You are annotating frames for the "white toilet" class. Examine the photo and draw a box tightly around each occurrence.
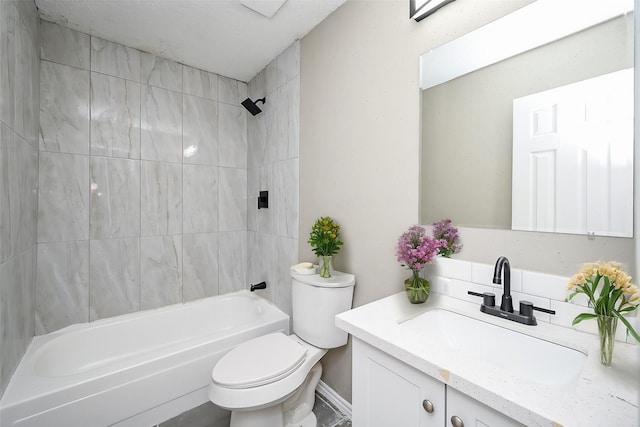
[208,270,356,427]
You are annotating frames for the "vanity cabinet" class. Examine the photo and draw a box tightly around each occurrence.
[352,339,523,427]
[352,339,445,426]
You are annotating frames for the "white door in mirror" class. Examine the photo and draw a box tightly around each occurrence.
[512,68,633,237]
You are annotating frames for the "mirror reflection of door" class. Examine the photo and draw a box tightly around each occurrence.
[512,68,633,237]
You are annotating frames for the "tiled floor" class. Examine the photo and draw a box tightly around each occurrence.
[158,392,351,427]
[314,392,352,427]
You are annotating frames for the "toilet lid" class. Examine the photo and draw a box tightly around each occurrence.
[212,332,307,389]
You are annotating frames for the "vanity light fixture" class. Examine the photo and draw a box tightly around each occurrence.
[410,0,455,22]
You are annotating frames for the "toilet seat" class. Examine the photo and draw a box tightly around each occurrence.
[212,332,307,389]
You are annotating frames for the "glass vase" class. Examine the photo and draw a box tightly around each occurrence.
[405,269,430,304]
[597,314,618,366]
[318,255,333,278]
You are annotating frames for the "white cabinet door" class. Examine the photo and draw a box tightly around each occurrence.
[352,339,445,427]
[446,387,524,427]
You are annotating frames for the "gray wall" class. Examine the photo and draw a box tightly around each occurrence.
[0,0,40,397]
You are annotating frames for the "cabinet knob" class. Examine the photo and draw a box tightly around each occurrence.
[422,399,434,413]
[451,415,464,427]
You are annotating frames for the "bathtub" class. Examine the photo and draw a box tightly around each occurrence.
[0,291,289,427]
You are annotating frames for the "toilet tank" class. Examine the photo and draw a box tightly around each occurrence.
[291,270,356,349]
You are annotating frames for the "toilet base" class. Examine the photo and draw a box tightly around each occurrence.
[228,362,323,427]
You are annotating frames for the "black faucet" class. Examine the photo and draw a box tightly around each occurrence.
[493,256,513,313]
[467,256,556,325]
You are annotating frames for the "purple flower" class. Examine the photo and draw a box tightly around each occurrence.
[396,225,443,271]
[432,219,462,258]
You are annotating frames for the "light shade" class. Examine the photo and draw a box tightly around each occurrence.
[410,0,456,22]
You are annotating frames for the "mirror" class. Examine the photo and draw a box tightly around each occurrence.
[419,0,634,237]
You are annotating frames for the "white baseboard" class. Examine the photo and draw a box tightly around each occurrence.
[316,380,352,420]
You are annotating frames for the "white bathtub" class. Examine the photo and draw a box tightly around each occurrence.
[0,291,289,427]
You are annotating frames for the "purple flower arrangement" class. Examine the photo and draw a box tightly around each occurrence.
[432,219,462,258]
[395,225,442,270]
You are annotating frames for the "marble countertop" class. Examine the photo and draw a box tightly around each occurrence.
[336,292,640,427]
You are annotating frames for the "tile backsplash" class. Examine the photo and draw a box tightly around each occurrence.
[427,257,639,344]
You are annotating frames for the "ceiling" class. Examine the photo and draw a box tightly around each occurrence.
[35,0,347,82]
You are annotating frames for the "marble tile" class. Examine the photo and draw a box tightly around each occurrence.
[262,57,278,96]
[273,85,291,161]
[246,167,258,232]
[13,12,30,140]
[159,401,230,427]
[275,236,297,316]
[246,108,267,169]
[183,94,218,166]
[13,136,37,252]
[89,157,140,239]
[35,241,89,334]
[141,84,183,162]
[218,75,247,106]
[13,0,38,43]
[183,164,218,234]
[38,152,89,243]
[141,52,182,92]
[256,163,275,234]
[0,124,11,263]
[286,76,300,159]
[141,235,182,310]
[247,232,275,301]
[0,130,35,259]
[219,167,247,232]
[89,237,140,321]
[314,393,350,427]
[183,232,219,301]
[218,103,247,168]
[23,29,39,147]
[274,158,298,238]
[91,36,140,81]
[0,247,36,393]
[40,20,90,69]
[183,66,218,100]
[218,231,246,293]
[262,88,281,164]
[39,60,90,154]
[276,41,300,87]
[91,72,141,159]
[141,161,182,236]
[0,1,16,128]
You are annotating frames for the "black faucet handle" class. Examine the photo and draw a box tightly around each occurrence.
[467,291,496,307]
[532,305,556,315]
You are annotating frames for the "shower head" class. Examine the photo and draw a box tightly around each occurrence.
[241,97,266,116]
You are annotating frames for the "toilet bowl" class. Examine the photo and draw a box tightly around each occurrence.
[208,270,356,427]
[209,333,327,427]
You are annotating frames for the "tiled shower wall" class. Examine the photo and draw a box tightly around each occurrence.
[247,43,300,319]
[36,20,252,334]
[35,20,301,335]
[0,0,40,396]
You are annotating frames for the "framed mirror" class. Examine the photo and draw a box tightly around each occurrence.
[419,0,634,237]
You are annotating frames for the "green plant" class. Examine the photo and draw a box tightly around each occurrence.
[308,216,343,257]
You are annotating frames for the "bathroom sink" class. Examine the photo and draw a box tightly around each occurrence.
[400,308,587,388]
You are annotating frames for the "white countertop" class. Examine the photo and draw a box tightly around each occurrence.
[336,292,640,427]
